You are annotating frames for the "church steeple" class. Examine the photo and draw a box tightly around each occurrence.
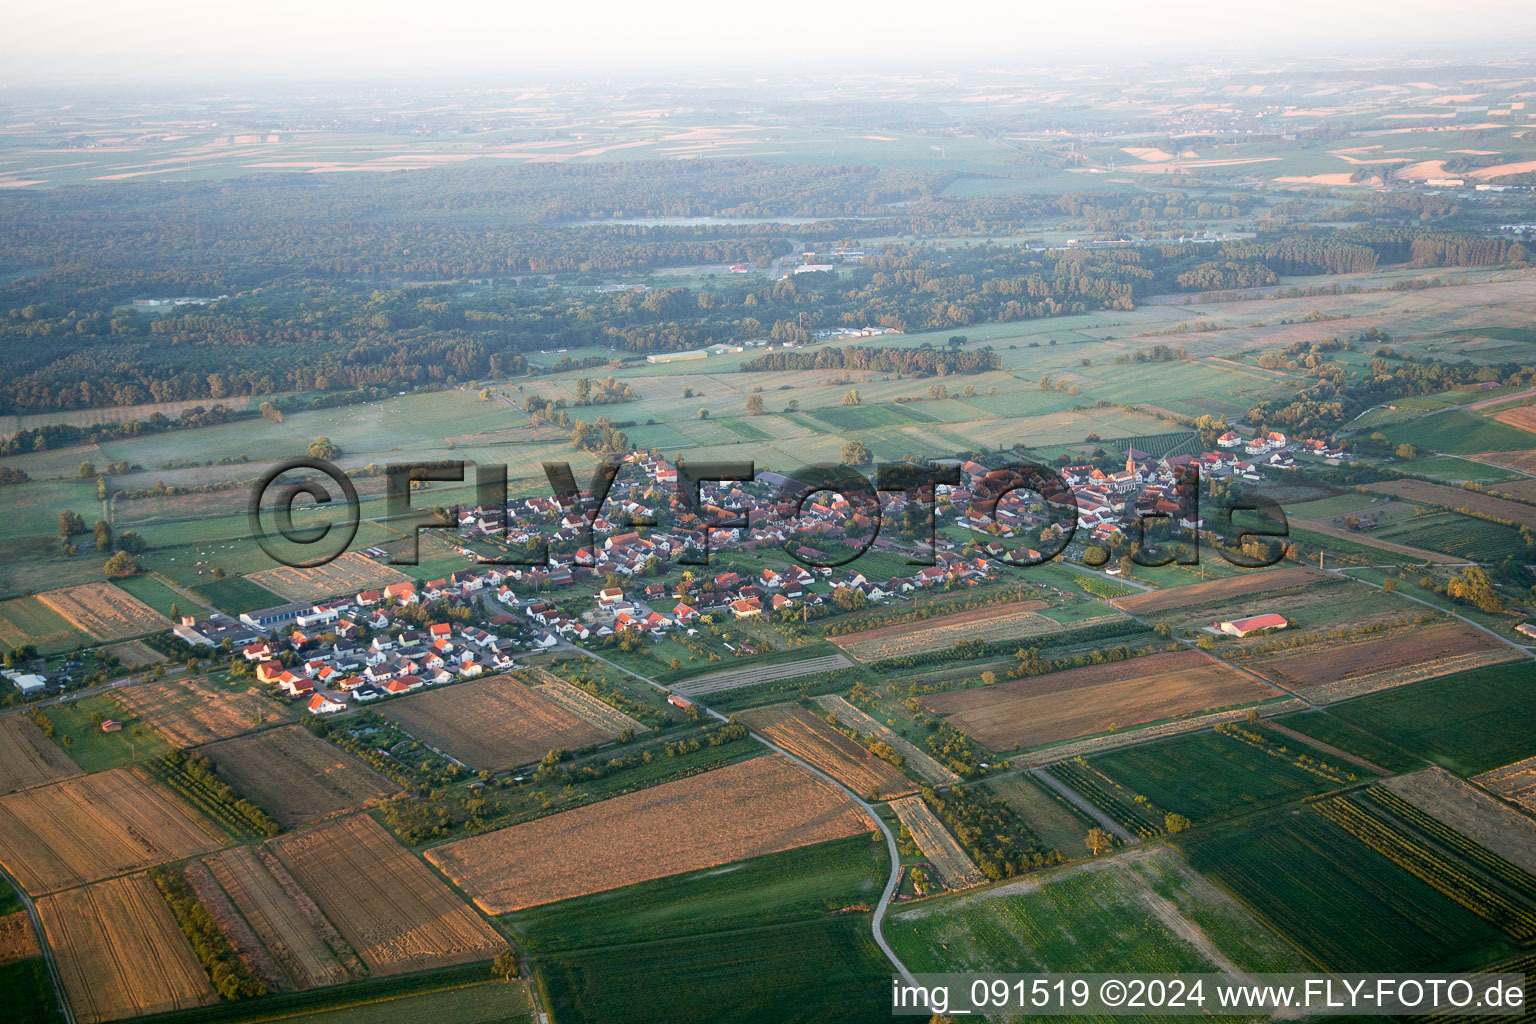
[1125,451,1136,474]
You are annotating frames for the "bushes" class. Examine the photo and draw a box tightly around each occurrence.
[147,749,279,839]
[149,865,266,1000]
[920,784,1057,880]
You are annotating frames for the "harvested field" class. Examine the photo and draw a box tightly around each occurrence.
[0,911,38,965]
[812,695,960,786]
[426,754,874,914]
[1489,478,1536,504]
[112,676,286,748]
[248,551,410,603]
[829,601,1053,660]
[0,714,81,794]
[1476,449,1536,475]
[1248,621,1522,703]
[203,846,354,990]
[523,668,648,735]
[182,859,283,992]
[1475,756,1536,817]
[1491,405,1536,434]
[672,653,851,697]
[38,873,217,1023]
[380,676,610,770]
[1364,479,1536,530]
[889,795,984,890]
[201,725,399,827]
[1383,768,1536,877]
[918,650,1277,753]
[270,815,503,976]
[36,583,168,642]
[0,768,226,894]
[737,703,915,799]
[102,639,164,669]
[1108,566,1330,615]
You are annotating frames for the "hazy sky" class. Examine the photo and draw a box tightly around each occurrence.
[6,0,1536,84]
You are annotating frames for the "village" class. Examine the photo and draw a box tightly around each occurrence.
[163,432,1343,718]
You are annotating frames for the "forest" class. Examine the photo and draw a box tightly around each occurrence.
[0,162,1523,415]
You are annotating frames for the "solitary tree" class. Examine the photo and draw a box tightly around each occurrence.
[306,436,341,460]
[1086,827,1114,856]
[745,392,765,416]
[840,440,872,467]
[103,551,142,578]
[491,948,521,982]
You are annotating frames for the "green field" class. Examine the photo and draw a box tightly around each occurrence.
[887,847,1310,982]
[1326,664,1536,776]
[109,574,187,618]
[0,959,62,1024]
[0,596,92,654]
[1373,512,1530,561]
[1087,727,1368,824]
[191,576,287,615]
[37,693,172,772]
[1268,711,1424,774]
[1179,806,1515,971]
[507,836,891,1024]
[808,403,940,431]
[1381,411,1536,455]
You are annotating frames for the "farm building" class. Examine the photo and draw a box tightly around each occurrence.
[1516,623,1536,640]
[100,719,122,733]
[1216,613,1289,638]
[8,673,47,695]
[645,349,708,364]
[667,694,694,710]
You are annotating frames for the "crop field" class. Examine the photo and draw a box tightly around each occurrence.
[1364,479,1536,530]
[811,695,960,786]
[0,715,80,795]
[1271,711,1423,773]
[0,768,226,894]
[1107,565,1330,616]
[670,652,852,697]
[426,755,874,914]
[1312,796,1536,944]
[201,725,400,827]
[112,675,286,747]
[918,650,1276,752]
[270,815,503,976]
[1247,621,1522,703]
[523,668,649,735]
[1381,768,1536,877]
[204,846,356,990]
[1179,806,1515,971]
[827,600,1057,660]
[37,873,217,1024]
[102,639,164,668]
[190,576,288,615]
[106,573,185,618]
[505,836,890,1024]
[0,595,91,654]
[1474,755,1536,816]
[983,774,1097,855]
[889,795,984,889]
[887,846,1311,977]
[737,703,914,799]
[380,675,613,770]
[1087,726,1365,824]
[34,583,168,642]
[1328,664,1536,776]
[1047,760,1170,838]
[247,551,411,603]
[1382,409,1536,455]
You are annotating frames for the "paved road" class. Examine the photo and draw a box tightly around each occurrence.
[0,861,74,1024]
[576,646,930,1001]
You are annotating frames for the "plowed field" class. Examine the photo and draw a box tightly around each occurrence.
[738,703,915,799]
[380,675,611,769]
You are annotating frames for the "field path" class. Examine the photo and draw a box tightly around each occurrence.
[0,861,73,1024]
[575,645,932,1006]
[1029,767,1137,844]
[1262,721,1387,775]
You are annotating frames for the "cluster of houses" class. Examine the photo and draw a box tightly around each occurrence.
[1215,429,1349,469]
